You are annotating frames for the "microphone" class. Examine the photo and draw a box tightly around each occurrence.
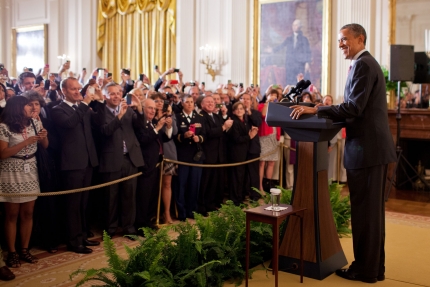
[283,80,306,101]
[302,80,311,90]
[293,80,312,103]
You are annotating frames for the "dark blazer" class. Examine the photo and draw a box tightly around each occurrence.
[227,115,251,163]
[174,110,206,163]
[97,106,145,173]
[200,110,227,164]
[246,109,262,155]
[318,51,396,169]
[51,101,105,170]
[135,118,171,173]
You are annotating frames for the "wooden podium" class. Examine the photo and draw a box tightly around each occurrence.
[266,102,347,280]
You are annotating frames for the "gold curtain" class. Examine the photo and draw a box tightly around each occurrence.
[97,0,176,83]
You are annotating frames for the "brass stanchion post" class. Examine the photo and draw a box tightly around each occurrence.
[279,141,284,188]
[156,158,164,227]
[337,138,341,184]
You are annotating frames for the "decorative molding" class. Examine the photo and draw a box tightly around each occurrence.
[397,15,413,25]
[14,0,48,27]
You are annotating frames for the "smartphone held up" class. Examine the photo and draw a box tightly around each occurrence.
[126,93,132,105]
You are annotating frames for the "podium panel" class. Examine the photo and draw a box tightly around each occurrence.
[266,103,347,280]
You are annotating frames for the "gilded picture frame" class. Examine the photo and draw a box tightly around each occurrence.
[253,0,331,95]
[11,24,48,77]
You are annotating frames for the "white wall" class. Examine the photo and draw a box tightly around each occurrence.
[177,0,251,91]
[396,0,430,52]
[177,0,392,101]
[2,0,413,101]
[0,0,100,78]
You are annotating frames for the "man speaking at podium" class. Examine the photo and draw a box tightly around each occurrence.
[290,24,396,283]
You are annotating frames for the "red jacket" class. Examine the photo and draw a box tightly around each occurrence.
[257,103,281,140]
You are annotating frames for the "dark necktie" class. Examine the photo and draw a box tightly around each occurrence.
[209,114,215,123]
[348,65,352,75]
[150,122,163,154]
[72,104,78,110]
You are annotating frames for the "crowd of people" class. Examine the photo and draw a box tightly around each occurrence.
[0,62,327,281]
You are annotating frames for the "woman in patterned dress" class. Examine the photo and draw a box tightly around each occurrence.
[0,96,48,268]
[258,90,281,193]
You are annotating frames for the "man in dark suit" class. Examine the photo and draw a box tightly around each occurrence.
[240,93,263,200]
[174,95,206,221]
[290,23,396,283]
[51,77,105,254]
[198,96,233,214]
[271,19,311,85]
[134,98,173,231]
[97,82,145,238]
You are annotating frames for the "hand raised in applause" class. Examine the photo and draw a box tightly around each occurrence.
[37,128,48,140]
[223,118,233,131]
[117,100,128,120]
[249,126,258,139]
[184,130,194,138]
[155,116,167,131]
[165,116,172,129]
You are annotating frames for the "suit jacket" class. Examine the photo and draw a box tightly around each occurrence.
[51,101,105,171]
[174,110,206,163]
[274,31,311,66]
[318,51,396,169]
[135,118,171,173]
[97,106,145,173]
[246,109,262,155]
[227,115,250,163]
[200,110,227,164]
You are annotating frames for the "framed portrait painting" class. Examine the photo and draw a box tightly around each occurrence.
[11,24,48,77]
[253,0,331,96]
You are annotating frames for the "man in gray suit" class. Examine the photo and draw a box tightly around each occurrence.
[97,82,145,238]
[290,23,396,283]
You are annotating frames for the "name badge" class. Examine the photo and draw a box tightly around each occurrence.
[24,163,30,174]
[194,123,202,128]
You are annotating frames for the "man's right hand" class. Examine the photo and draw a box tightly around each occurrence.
[184,130,194,138]
[155,116,167,131]
[32,83,45,96]
[83,91,94,105]
[223,118,233,130]
[118,101,128,120]
[49,80,58,91]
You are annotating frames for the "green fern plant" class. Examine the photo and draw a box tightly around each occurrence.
[70,229,175,287]
[328,181,351,237]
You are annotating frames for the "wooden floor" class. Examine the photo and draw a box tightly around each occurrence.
[341,184,430,217]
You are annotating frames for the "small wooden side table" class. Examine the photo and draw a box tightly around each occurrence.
[245,204,306,286]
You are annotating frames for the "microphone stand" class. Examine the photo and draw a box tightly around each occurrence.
[385,81,430,201]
